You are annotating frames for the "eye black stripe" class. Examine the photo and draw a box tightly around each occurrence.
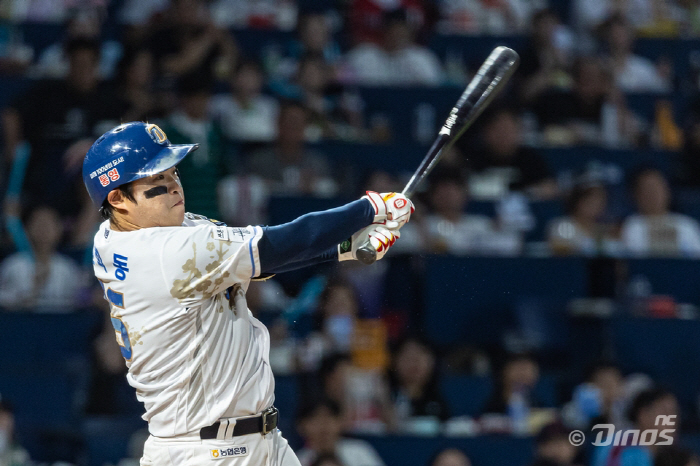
[143,186,168,199]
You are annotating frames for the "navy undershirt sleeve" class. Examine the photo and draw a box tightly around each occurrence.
[258,199,374,274]
[263,246,338,274]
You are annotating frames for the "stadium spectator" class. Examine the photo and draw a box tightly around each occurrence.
[159,73,225,219]
[146,0,238,82]
[2,38,122,245]
[0,398,30,466]
[484,353,542,415]
[278,11,343,78]
[296,399,386,466]
[348,1,428,45]
[115,47,165,122]
[519,9,574,104]
[563,362,626,430]
[529,422,579,466]
[246,101,338,196]
[437,0,537,35]
[31,8,122,80]
[601,14,670,93]
[465,107,558,199]
[592,388,679,466]
[388,337,450,430]
[210,59,280,143]
[532,57,642,147]
[119,0,169,26]
[281,54,364,141]
[400,167,522,255]
[621,168,700,257]
[209,0,298,29]
[343,8,443,86]
[548,183,618,256]
[428,448,472,466]
[0,206,86,312]
[298,280,360,372]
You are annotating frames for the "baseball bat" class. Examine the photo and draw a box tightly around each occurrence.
[356,46,520,265]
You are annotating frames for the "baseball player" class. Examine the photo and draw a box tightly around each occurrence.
[82,122,414,466]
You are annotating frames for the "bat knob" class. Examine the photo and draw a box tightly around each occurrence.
[356,244,377,265]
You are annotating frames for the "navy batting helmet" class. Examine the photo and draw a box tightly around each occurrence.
[82,122,198,207]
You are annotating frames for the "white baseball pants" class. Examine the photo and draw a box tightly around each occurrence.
[140,429,301,466]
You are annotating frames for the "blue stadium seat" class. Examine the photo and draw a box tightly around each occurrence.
[0,312,100,366]
[611,317,700,411]
[423,256,587,347]
[440,374,559,418]
[274,375,299,438]
[82,416,146,466]
[440,375,493,417]
[626,259,700,305]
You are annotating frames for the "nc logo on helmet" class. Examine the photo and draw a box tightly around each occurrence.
[394,198,407,209]
[146,123,168,145]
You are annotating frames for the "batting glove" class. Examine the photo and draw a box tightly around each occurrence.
[363,191,415,228]
[338,224,400,262]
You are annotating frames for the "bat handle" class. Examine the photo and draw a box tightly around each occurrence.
[355,243,378,265]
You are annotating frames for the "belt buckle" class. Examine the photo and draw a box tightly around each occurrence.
[261,407,278,435]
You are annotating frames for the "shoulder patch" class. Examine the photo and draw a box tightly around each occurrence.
[212,227,231,242]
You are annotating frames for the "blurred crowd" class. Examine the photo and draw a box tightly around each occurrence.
[1,0,700,466]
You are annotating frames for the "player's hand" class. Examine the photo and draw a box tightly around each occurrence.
[363,191,415,228]
[338,224,400,262]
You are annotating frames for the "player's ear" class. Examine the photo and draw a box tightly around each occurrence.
[107,188,130,211]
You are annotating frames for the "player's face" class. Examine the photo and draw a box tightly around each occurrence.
[127,167,185,228]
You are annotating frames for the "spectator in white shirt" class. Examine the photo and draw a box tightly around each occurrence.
[343,8,443,86]
[548,182,619,256]
[296,399,386,466]
[0,206,85,311]
[601,14,670,93]
[621,167,700,257]
[210,59,279,143]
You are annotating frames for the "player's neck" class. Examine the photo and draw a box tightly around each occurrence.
[110,214,143,232]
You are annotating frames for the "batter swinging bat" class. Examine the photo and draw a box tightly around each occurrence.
[356,46,520,265]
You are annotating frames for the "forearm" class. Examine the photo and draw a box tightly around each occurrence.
[264,247,338,274]
[258,199,373,273]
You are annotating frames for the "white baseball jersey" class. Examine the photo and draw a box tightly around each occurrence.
[91,213,275,438]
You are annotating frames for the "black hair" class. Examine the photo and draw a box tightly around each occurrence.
[627,165,666,193]
[627,388,675,425]
[535,421,571,446]
[115,46,152,87]
[319,352,352,383]
[565,183,606,216]
[584,360,622,383]
[296,398,341,423]
[64,37,100,58]
[387,335,442,400]
[235,58,264,76]
[382,8,409,27]
[100,183,136,221]
[177,71,214,97]
[428,166,468,191]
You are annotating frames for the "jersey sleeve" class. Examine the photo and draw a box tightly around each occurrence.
[159,224,264,306]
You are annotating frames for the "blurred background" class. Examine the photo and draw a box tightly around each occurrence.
[3,0,700,465]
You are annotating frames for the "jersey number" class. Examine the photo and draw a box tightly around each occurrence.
[111,317,133,361]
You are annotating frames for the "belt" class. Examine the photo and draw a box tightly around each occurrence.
[200,407,278,440]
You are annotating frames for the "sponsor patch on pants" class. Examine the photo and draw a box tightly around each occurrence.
[210,446,249,460]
